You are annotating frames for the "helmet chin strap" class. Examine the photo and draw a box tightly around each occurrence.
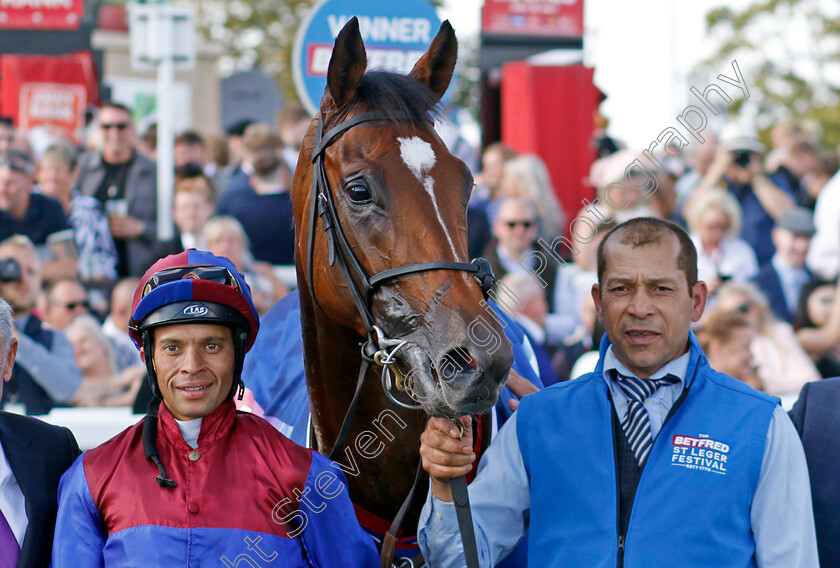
[141,330,162,400]
[229,328,248,402]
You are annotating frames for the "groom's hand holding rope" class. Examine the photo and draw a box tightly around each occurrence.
[419,416,474,503]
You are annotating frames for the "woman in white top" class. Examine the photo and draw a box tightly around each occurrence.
[686,188,759,294]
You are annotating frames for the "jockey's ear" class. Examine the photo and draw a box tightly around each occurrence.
[324,16,366,113]
[409,20,457,102]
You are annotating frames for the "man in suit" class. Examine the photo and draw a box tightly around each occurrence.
[752,207,815,323]
[483,197,559,311]
[790,378,840,567]
[0,297,80,567]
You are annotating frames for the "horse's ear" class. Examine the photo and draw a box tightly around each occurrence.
[409,20,457,101]
[325,17,367,111]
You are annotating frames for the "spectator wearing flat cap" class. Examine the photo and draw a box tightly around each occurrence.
[0,150,78,282]
[751,207,816,323]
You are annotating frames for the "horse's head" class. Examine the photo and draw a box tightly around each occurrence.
[293,18,513,418]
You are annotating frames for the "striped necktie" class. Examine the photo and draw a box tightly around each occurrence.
[614,371,680,467]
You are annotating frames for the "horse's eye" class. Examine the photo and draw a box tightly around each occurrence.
[346,181,371,203]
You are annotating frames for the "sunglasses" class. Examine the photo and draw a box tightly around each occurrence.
[64,300,90,310]
[142,265,240,298]
[730,302,752,315]
[100,122,130,131]
[504,220,535,229]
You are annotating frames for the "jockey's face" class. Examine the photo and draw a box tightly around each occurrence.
[148,323,235,420]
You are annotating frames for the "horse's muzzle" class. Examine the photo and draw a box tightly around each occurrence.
[395,339,512,418]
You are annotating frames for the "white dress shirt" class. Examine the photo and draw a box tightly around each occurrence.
[175,417,203,449]
[0,439,27,547]
[771,255,810,314]
[807,171,840,279]
[180,232,206,252]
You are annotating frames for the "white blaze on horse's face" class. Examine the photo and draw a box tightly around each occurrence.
[397,136,457,256]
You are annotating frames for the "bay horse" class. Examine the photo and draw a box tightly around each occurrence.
[292,18,514,539]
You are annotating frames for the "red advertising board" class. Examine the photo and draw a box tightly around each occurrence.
[482,0,584,38]
[0,0,84,30]
[501,61,597,223]
[0,52,99,142]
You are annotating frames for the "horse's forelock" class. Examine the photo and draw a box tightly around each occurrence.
[331,71,444,128]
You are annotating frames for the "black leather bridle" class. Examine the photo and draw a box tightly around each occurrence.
[305,110,495,346]
[304,109,489,568]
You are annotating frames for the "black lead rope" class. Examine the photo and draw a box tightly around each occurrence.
[451,475,480,568]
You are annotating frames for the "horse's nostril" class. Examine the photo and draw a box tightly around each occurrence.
[437,347,478,385]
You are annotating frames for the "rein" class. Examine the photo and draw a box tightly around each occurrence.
[304,109,491,567]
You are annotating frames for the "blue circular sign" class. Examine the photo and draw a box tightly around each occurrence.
[293,0,444,115]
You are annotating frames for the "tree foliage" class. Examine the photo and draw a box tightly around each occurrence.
[189,0,317,104]
[189,0,460,111]
[702,0,840,148]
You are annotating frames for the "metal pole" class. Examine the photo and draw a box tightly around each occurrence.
[155,7,175,242]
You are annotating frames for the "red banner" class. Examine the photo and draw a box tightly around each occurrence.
[482,0,584,38]
[0,0,84,30]
[0,52,99,142]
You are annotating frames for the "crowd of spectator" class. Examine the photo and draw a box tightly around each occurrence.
[0,102,304,416]
[475,117,840,400]
[1,100,840,415]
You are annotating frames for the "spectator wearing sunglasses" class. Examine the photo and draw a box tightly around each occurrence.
[484,196,589,345]
[485,197,557,306]
[0,236,81,415]
[715,280,819,396]
[74,101,165,277]
[40,279,90,331]
[496,155,565,239]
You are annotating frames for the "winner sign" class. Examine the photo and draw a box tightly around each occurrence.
[293,0,447,115]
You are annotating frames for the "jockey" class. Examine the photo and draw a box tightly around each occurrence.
[52,250,379,567]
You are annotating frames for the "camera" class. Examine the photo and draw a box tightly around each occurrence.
[0,258,21,283]
[733,150,752,168]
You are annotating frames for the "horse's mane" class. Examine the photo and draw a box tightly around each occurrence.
[336,70,444,126]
